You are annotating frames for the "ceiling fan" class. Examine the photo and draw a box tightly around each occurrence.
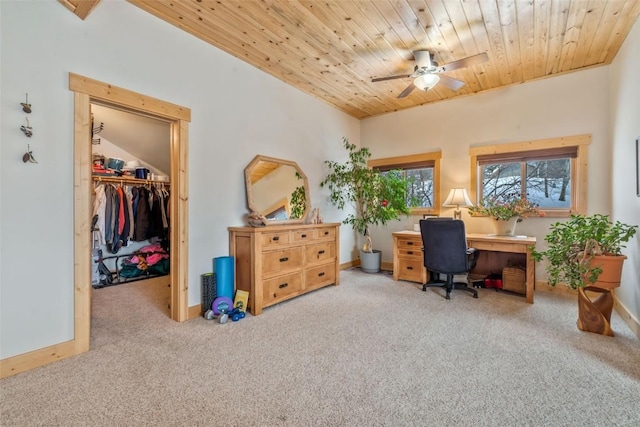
[372,51,489,98]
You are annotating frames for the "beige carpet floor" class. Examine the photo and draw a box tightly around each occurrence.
[1,269,639,426]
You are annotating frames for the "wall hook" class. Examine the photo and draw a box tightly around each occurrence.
[21,93,32,114]
[20,117,33,137]
[22,144,37,163]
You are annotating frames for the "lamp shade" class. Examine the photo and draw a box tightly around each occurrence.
[414,73,440,91]
[443,188,473,208]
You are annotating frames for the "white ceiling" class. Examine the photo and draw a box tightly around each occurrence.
[91,104,171,174]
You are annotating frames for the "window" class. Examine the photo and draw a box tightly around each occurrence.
[368,151,442,215]
[469,135,591,217]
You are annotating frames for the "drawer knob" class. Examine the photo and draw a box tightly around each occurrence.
[279,283,288,289]
[407,241,414,246]
[318,250,325,255]
[407,266,413,270]
[318,272,325,277]
[272,236,280,241]
[279,257,289,262]
[407,251,414,255]
[301,234,307,238]
[324,231,329,235]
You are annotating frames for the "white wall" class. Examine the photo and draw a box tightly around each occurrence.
[609,18,640,323]
[361,67,613,281]
[0,0,359,359]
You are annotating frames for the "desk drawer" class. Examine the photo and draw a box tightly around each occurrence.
[398,248,422,258]
[397,258,424,282]
[397,238,422,250]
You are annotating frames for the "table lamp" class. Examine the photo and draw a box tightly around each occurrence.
[443,188,473,220]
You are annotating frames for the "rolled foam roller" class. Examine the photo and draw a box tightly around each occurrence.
[214,256,234,300]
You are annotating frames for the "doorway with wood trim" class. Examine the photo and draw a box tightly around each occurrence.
[70,73,190,356]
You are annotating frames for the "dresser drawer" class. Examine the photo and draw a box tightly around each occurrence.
[305,263,336,290]
[263,272,302,304]
[316,227,336,240]
[261,231,290,246]
[305,242,335,265]
[262,247,303,277]
[398,258,424,282]
[292,229,315,243]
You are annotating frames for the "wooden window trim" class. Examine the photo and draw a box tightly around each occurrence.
[368,151,442,215]
[469,134,590,218]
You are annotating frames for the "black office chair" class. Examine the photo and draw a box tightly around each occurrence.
[419,219,479,300]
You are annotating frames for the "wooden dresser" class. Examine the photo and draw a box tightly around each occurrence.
[228,223,340,315]
[392,230,428,284]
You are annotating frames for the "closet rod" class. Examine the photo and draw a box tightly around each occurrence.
[92,175,171,186]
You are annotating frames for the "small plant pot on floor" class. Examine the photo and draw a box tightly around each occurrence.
[360,249,381,273]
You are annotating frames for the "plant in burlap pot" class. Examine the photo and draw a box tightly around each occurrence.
[532,214,638,336]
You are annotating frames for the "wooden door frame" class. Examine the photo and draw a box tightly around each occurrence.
[0,73,191,378]
[70,72,191,351]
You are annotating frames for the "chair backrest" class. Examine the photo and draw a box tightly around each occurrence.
[419,219,469,274]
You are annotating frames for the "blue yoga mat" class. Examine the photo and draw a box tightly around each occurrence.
[214,256,234,300]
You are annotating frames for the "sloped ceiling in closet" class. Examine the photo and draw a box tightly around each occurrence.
[91,104,171,175]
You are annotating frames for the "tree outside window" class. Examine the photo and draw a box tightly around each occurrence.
[369,151,441,215]
[481,158,571,209]
[470,134,590,217]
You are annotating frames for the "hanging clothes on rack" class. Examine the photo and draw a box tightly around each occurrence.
[91,177,172,287]
[133,186,151,241]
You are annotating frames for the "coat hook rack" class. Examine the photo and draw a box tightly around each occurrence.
[21,93,32,114]
[92,122,104,134]
[91,115,103,145]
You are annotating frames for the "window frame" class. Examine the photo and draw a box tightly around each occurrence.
[469,134,591,218]
[368,151,442,215]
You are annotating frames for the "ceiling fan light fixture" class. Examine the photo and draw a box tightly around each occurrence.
[413,73,440,91]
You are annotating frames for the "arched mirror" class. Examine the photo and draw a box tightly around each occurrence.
[245,155,311,225]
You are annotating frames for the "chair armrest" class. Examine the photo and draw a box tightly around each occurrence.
[466,247,479,270]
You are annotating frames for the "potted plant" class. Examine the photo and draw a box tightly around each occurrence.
[532,214,638,335]
[468,192,542,236]
[320,137,416,273]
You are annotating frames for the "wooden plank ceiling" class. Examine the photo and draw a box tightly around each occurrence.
[86,1,640,119]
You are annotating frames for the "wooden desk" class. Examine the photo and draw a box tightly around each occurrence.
[392,231,537,304]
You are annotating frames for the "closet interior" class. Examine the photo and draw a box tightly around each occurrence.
[90,103,172,291]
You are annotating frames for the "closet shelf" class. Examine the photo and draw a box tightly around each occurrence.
[92,175,171,186]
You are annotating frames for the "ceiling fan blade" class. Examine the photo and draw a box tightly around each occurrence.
[397,82,416,98]
[440,52,489,72]
[439,75,466,91]
[372,74,412,83]
[413,50,432,68]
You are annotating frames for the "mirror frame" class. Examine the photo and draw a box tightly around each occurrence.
[244,154,311,225]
